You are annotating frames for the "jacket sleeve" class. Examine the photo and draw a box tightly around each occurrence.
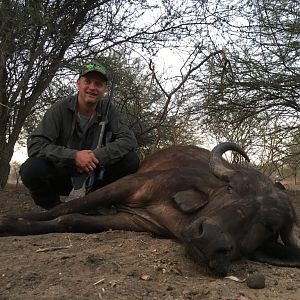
[27,103,77,168]
[93,104,138,166]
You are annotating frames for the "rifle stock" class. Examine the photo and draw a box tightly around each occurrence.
[71,172,89,190]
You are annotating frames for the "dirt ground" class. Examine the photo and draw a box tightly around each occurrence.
[0,184,299,300]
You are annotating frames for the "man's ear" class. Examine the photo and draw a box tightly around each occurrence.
[76,78,80,89]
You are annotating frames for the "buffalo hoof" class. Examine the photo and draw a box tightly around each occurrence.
[0,215,28,236]
[0,216,17,236]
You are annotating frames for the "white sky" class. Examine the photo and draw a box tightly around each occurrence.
[12,144,28,163]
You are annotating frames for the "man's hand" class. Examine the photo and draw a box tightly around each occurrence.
[75,150,99,173]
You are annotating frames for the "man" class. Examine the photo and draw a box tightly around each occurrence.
[20,62,139,209]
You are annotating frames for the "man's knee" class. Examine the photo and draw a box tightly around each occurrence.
[20,157,70,209]
[89,150,140,193]
[121,150,140,174]
[107,150,140,181]
[20,157,54,187]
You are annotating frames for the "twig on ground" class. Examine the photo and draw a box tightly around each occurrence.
[36,236,73,253]
[93,278,105,285]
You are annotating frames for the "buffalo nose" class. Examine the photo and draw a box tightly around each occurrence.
[208,256,231,277]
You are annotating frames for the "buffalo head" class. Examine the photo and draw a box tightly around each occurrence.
[181,142,300,276]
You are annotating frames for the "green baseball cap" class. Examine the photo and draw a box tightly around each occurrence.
[80,62,108,81]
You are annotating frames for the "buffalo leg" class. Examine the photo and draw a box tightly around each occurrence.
[0,212,160,236]
[22,174,148,221]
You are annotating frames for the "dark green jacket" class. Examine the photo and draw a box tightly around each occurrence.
[28,95,138,170]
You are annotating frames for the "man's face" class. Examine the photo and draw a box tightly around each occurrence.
[76,72,107,107]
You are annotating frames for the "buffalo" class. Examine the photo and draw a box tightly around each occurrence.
[1,142,300,276]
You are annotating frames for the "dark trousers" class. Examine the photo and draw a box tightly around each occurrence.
[20,151,140,209]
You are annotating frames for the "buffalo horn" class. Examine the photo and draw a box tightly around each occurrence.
[209,142,250,181]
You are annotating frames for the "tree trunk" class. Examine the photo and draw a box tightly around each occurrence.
[0,144,14,189]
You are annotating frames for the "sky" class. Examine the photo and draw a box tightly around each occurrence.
[12,144,28,164]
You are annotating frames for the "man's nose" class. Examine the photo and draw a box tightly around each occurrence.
[88,82,97,89]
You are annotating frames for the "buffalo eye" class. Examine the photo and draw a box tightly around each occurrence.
[198,222,204,235]
[215,246,232,256]
[226,185,232,193]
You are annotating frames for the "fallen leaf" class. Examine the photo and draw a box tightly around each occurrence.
[224,275,246,282]
[140,275,151,281]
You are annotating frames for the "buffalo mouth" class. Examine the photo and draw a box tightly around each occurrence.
[185,243,232,277]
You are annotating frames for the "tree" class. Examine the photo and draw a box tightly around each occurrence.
[1,0,235,188]
[9,161,21,187]
[1,0,112,188]
[197,0,300,168]
[0,1,202,188]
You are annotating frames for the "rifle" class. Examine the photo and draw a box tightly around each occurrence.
[72,77,117,191]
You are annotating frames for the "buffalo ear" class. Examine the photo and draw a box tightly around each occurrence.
[173,189,208,213]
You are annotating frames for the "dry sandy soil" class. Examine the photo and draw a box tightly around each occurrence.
[0,184,299,300]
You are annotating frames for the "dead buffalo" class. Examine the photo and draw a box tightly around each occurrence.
[1,142,300,276]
